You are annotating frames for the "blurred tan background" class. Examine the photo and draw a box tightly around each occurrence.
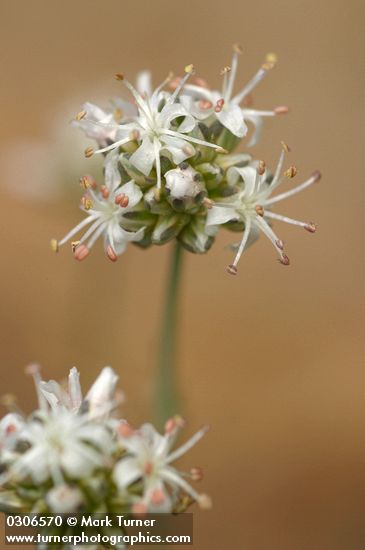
[0,0,364,548]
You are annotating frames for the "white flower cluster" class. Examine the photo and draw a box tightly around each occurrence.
[0,365,210,519]
[53,47,320,273]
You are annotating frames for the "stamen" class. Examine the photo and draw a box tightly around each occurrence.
[75,110,87,121]
[25,363,47,411]
[198,494,212,510]
[203,198,213,209]
[166,425,209,465]
[71,241,80,252]
[153,187,161,201]
[258,160,266,175]
[106,245,118,262]
[265,171,321,205]
[233,43,243,54]
[129,129,140,141]
[281,140,291,153]
[115,193,129,208]
[214,98,225,113]
[151,489,166,505]
[114,108,123,121]
[182,144,195,156]
[153,137,161,190]
[228,217,252,273]
[279,254,290,266]
[58,216,100,247]
[100,185,110,199]
[284,165,297,178]
[305,222,317,233]
[144,462,153,475]
[81,196,93,210]
[84,146,94,158]
[255,215,289,264]
[168,65,195,103]
[165,415,185,434]
[50,239,59,253]
[274,105,289,115]
[198,99,213,110]
[79,175,96,190]
[233,53,276,105]
[265,211,317,232]
[226,264,238,275]
[162,129,223,151]
[190,467,204,481]
[221,66,231,98]
[194,77,209,88]
[73,245,90,261]
[262,52,278,70]
[93,136,132,156]
[118,421,134,437]
[255,205,264,216]
[220,66,231,76]
[132,503,147,515]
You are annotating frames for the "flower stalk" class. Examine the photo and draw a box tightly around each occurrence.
[156,242,184,426]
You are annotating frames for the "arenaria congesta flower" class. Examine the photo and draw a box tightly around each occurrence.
[206,143,321,274]
[52,150,144,261]
[53,49,320,272]
[180,45,288,146]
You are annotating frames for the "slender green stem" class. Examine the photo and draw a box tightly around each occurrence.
[156,241,184,426]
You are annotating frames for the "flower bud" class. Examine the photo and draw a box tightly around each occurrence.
[164,165,207,212]
[178,218,215,254]
[152,213,190,245]
[46,484,84,513]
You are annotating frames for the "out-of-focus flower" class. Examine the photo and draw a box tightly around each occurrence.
[114,418,210,512]
[0,365,209,520]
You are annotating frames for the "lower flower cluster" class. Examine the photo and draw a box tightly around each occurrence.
[0,365,209,539]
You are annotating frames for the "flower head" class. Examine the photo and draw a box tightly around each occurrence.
[206,144,321,273]
[114,418,210,512]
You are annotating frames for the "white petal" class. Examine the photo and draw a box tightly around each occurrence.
[216,104,247,138]
[161,135,194,165]
[129,137,155,176]
[85,367,118,417]
[39,380,70,411]
[61,444,100,478]
[136,71,153,98]
[68,368,82,412]
[107,225,144,256]
[46,484,84,513]
[104,149,121,191]
[114,457,142,489]
[244,113,263,147]
[179,95,213,121]
[227,165,257,195]
[206,206,237,228]
[159,103,196,133]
